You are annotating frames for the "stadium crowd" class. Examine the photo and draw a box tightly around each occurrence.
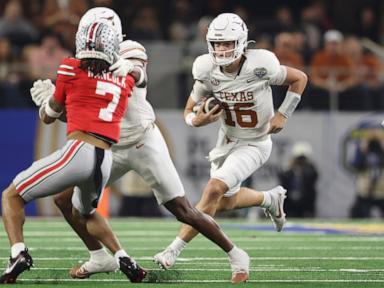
[0,0,384,110]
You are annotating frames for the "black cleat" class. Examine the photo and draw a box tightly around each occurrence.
[0,249,33,284]
[119,256,147,283]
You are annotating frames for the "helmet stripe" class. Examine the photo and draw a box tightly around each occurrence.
[87,22,100,49]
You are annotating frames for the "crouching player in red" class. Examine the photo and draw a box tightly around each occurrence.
[0,22,146,283]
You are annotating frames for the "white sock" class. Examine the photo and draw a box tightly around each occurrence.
[89,247,110,262]
[169,237,187,253]
[11,242,26,258]
[114,249,129,262]
[260,191,272,208]
[227,246,240,260]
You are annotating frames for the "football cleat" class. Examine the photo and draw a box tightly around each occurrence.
[0,249,33,284]
[70,254,118,279]
[264,186,287,232]
[229,247,250,284]
[119,256,147,283]
[153,247,179,270]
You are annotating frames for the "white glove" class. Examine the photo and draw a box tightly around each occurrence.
[30,79,55,107]
[109,53,134,77]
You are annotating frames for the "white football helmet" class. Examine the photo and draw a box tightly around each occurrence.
[76,22,119,64]
[79,7,123,42]
[206,13,248,66]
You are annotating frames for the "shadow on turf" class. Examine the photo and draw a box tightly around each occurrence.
[144,269,182,283]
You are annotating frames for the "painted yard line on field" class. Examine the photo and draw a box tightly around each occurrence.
[2,256,384,261]
[16,279,384,283]
[1,235,383,242]
[29,267,384,272]
[6,246,382,251]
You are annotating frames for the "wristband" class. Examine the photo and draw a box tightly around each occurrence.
[185,112,196,127]
[45,100,62,118]
[278,91,301,118]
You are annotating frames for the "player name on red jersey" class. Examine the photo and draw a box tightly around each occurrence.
[87,70,127,88]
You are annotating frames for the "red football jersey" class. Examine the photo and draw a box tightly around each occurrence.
[54,58,135,143]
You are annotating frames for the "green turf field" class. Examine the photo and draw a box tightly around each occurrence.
[0,218,383,287]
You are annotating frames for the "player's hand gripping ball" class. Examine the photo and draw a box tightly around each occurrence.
[203,97,223,115]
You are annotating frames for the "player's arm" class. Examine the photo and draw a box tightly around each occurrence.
[30,79,67,123]
[269,66,308,134]
[39,96,64,124]
[110,53,147,88]
[129,60,147,88]
[184,80,222,127]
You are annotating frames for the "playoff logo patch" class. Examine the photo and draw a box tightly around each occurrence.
[254,67,267,78]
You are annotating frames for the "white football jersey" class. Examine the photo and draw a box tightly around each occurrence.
[117,41,156,146]
[191,49,287,139]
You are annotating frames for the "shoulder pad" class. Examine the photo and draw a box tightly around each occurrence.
[57,57,78,77]
[119,40,148,61]
[245,49,280,77]
[192,54,213,81]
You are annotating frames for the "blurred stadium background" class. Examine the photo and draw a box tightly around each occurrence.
[2,0,384,219]
[1,0,384,286]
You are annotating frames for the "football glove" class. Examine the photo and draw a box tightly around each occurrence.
[109,52,134,77]
[30,79,55,107]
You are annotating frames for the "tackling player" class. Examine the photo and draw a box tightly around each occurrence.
[0,22,142,283]
[154,13,308,281]
[28,8,252,284]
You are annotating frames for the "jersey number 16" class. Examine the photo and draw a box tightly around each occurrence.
[223,102,258,128]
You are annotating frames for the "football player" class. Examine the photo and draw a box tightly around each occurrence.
[0,22,143,283]
[30,7,251,284]
[154,13,308,280]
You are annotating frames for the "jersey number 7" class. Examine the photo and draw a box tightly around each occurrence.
[96,81,122,122]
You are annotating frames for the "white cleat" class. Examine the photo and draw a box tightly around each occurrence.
[70,255,118,279]
[153,247,180,270]
[264,185,287,232]
[229,247,250,284]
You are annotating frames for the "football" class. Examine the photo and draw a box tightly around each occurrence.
[203,97,223,114]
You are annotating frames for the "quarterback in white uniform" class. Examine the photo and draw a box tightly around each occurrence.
[32,8,253,284]
[154,13,308,282]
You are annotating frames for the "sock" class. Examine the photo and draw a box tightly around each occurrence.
[227,245,239,260]
[89,247,110,262]
[260,191,272,208]
[169,237,187,253]
[114,249,129,262]
[11,242,26,258]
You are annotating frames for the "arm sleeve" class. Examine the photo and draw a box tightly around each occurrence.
[268,65,287,86]
[54,58,77,105]
[190,80,210,103]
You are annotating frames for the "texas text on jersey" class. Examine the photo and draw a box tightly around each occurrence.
[54,57,135,143]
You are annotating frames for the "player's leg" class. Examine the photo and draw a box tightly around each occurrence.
[175,178,228,243]
[134,126,233,247]
[0,140,86,283]
[164,179,229,248]
[54,188,119,278]
[134,126,248,282]
[54,144,131,254]
[155,139,277,270]
[217,186,287,232]
[157,180,249,283]
[67,148,146,282]
[2,184,26,246]
[0,183,33,283]
[54,188,103,251]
